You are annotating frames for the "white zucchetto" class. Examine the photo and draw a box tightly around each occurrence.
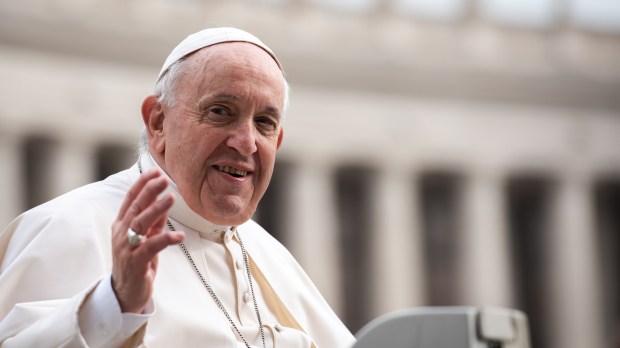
[157,27,282,82]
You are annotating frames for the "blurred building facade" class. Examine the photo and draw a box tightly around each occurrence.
[1,0,619,347]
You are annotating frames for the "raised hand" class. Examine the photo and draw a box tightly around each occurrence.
[110,169,185,313]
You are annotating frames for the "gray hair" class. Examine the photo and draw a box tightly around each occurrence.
[138,57,290,156]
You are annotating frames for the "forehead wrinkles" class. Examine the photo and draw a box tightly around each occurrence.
[182,44,285,108]
[190,43,280,78]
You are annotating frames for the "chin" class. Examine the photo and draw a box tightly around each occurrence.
[201,197,257,226]
[206,207,254,226]
[212,214,251,226]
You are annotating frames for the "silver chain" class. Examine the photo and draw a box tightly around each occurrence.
[137,161,266,348]
[168,221,266,348]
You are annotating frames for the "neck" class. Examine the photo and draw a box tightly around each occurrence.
[139,154,231,235]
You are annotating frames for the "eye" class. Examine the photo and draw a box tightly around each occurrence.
[210,106,231,117]
[200,105,235,124]
[255,116,278,133]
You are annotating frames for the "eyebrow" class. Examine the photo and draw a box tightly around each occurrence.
[264,106,281,119]
[212,93,241,102]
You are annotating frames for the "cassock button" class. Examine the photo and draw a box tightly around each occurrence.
[274,323,283,332]
[243,292,251,303]
[235,260,243,270]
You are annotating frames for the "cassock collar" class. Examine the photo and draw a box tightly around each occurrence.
[138,154,231,237]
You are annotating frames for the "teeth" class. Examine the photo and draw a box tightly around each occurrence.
[218,166,247,177]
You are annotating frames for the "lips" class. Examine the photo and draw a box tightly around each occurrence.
[216,165,248,178]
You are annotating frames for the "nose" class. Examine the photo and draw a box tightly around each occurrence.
[226,120,258,157]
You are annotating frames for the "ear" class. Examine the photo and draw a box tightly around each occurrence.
[276,127,284,150]
[141,95,166,156]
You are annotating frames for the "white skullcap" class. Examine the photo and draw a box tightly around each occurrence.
[157,27,282,82]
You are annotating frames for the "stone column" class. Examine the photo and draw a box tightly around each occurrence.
[460,170,514,307]
[548,173,604,348]
[370,168,426,316]
[285,160,343,314]
[47,140,97,198]
[0,134,24,227]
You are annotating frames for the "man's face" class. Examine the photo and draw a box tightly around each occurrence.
[147,42,285,225]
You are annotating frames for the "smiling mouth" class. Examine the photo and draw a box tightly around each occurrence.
[216,165,248,178]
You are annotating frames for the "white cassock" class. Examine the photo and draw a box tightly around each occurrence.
[0,155,355,348]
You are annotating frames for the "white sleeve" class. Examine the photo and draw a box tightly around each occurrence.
[78,275,154,348]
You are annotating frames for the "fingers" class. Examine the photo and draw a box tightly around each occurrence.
[111,168,184,313]
[115,168,182,253]
[127,196,185,256]
[133,229,185,266]
[124,176,170,232]
[112,169,172,253]
[117,169,161,220]
[130,193,174,237]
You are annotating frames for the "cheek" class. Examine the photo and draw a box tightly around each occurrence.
[169,140,202,181]
[258,148,278,183]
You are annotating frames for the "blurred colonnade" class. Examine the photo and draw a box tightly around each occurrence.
[1,1,620,348]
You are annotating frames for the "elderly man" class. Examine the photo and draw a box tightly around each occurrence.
[0,28,355,347]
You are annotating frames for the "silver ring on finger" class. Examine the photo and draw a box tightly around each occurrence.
[127,228,146,246]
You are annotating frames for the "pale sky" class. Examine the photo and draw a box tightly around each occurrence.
[287,0,620,32]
